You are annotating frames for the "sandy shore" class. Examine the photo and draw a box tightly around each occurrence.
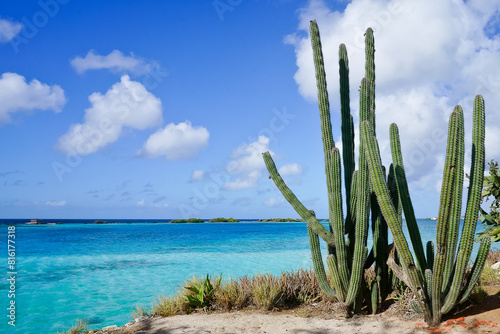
[98,312,429,334]
[91,307,500,334]
[89,284,500,334]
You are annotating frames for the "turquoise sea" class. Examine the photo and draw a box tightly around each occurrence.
[0,219,497,334]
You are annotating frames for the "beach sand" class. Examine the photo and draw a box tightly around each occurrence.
[92,307,500,334]
[90,286,500,334]
[97,311,428,334]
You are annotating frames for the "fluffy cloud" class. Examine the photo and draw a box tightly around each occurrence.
[70,50,155,74]
[224,136,272,190]
[138,121,209,160]
[57,75,162,155]
[289,0,500,186]
[0,18,22,42]
[190,169,207,182]
[264,196,286,207]
[278,163,303,176]
[0,73,66,124]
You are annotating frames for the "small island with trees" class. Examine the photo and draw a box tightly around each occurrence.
[259,218,304,222]
[169,218,205,223]
[208,217,239,222]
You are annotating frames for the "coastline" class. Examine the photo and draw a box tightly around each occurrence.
[85,302,500,334]
[87,311,428,334]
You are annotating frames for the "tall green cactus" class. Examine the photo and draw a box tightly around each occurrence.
[263,21,393,314]
[363,95,491,326]
[262,19,491,326]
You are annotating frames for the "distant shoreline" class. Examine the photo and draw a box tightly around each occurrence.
[0,217,446,226]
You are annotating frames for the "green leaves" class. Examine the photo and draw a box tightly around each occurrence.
[478,160,500,242]
[184,274,222,309]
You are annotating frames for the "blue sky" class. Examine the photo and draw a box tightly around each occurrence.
[0,0,499,219]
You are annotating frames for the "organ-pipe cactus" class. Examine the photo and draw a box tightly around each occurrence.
[263,21,392,313]
[262,19,491,326]
[363,95,491,326]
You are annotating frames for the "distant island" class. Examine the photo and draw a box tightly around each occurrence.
[209,217,239,222]
[25,219,59,225]
[259,218,304,222]
[169,218,205,223]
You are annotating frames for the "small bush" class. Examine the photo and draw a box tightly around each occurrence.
[280,268,321,304]
[131,304,149,319]
[251,273,283,310]
[480,264,500,286]
[146,269,329,317]
[212,279,248,311]
[486,249,500,264]
[56,319,88,334]
[184,274,222,309]
[151,294,188,317]
[469,285,488,304]
[480,249,500,286]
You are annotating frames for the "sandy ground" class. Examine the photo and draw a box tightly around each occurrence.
[92,286,500,334]
[92,309,500,334]
[100,312,428,334]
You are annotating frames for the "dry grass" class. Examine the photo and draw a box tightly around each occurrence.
[151,294,188,317]
[212,279,249,311]
[146,269,326,318]
[56,319,88,334]
[251,273,283,310]
[280,268,322,304]
[131,305,149,319]
[487,248,500,263]
[480,249,500,286]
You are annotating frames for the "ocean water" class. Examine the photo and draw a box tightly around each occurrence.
[0,219,497,334]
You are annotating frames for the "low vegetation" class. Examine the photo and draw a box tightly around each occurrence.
[478,160,500,242]
[479,249,500,286]
[209,217,239,222]
[258,218,304,222]
[148,268,324,318]
[169,218,205,223]
[56,319,88,334]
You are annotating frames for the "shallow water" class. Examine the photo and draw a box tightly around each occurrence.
[0,219,496,333]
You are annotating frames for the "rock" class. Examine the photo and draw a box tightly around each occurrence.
[124,321,135,327]
[135,315,148,323]
[102,325,119,332]
[492,262,500,270]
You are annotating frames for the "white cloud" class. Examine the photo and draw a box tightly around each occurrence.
[264,197,286,207]
[46,200,66,207]
[485,125,500,159]
[57,75,162,155]
[138,121,209,160]
[278,163,303,176]
[190,169,207,182]
[224,136,272,190]
[289,0,500,188]
[0,18,22,43]
[151,202,169,208]
[70,50,155,74]
[0,73,66,124]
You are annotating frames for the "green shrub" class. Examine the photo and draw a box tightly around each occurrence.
[251,273,283,310]
[184,274,222,309]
